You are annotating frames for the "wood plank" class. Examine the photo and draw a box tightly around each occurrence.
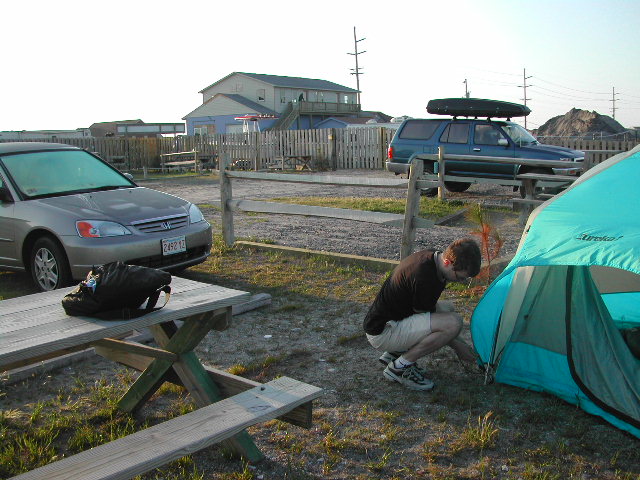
[147,319,263,462]
[94,345,316,429]
[516,173,577,182]
[117,310,228,412]
[223,199,433,228]
[91,339,178,362]
[0,282,250,371]
[415,153,585,170]
[11,377,322,480]
[511,198,546,206]
[401,159,423,259]
[225,171,409,187]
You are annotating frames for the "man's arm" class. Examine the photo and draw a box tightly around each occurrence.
[449,337,477,363]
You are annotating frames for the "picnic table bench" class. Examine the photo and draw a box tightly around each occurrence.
[2,277,322,479]
[512,172,580,223]
[160,151,217,173]
[268,155,313,171]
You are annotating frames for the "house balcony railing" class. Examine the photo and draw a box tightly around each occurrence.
[297,101,361,114]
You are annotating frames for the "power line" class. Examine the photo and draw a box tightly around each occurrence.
[533,77,611,96]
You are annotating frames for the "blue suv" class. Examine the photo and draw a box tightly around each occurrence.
[386,99,585,194]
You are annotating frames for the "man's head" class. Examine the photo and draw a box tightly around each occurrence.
[442,238,482,281]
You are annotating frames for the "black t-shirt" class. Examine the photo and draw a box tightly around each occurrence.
[363,249,445,335]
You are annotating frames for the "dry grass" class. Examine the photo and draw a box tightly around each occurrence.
[2,240,640,479]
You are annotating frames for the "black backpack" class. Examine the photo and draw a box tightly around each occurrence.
[62,262,171,320]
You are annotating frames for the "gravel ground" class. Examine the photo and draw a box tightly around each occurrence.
[139,169,524,261]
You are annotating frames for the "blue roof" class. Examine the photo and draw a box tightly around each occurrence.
[201,72,359,93]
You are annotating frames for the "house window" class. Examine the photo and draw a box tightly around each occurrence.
[280,91,287,103]
[257,89,265,102]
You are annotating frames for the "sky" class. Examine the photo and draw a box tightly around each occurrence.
[2,0,640,133]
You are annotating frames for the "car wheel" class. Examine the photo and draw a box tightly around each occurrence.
[30,236,72,292]
[444,181,471,193]
[518,168,553,198]
[420,161,438,197]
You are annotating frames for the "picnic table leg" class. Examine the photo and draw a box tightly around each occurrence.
[520,178,537,225]
[117,308,264,462]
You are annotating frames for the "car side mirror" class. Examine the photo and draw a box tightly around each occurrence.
[0,186,14,203]
[498,138,509,147]
[124,173,134,181]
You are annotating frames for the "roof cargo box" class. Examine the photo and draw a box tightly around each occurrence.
[427,98,531,118]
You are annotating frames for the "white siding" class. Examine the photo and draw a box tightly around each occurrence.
[201,74,277,111]
[186,95,260,117]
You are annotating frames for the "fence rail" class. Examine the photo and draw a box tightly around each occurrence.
[1,131,635,172]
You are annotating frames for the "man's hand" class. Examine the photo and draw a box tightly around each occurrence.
[449,338,477,364]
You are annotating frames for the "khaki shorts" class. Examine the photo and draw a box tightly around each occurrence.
[366,312,432,352]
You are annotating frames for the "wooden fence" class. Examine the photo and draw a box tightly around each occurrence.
[218,147,607,260]
[1,131,635,171]
[0,129,395,171]
[539,138,639,166]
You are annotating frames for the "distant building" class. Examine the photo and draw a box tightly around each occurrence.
[89,120,144,137]
[183,72,364,134]
[0,128,91,141]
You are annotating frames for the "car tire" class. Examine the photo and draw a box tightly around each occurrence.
[444,181,471,193]
[518,168,554,198]
[420,161,438,197]
[30,236,73,292]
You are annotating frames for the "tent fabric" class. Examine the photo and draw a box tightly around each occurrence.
[471,145,640,437]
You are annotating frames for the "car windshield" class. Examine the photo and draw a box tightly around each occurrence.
[501,123,539,146]
[0,150,134,199]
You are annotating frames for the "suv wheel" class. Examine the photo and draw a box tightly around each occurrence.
[444,181,471,193]
[420,161,438,197]
[30,236,72,291]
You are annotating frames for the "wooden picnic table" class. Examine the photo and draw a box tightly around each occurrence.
[1,277,322,479]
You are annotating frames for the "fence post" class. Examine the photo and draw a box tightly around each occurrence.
[437,146,446,200]
[220,152,235,246]
[400,158,424,260]
[328,129,337,171]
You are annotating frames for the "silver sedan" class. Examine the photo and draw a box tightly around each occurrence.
[0,142,212,291]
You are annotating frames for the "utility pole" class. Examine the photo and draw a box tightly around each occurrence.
[347,26,366,106]
[463,79,470,98]
[518,68,533,129]
[610,87,619,119]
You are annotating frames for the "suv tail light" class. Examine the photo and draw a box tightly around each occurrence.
[387,146,394,160]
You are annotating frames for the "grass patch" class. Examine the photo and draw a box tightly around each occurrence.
[268,196,467,220]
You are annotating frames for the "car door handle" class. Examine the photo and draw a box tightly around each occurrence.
[473,148,481,151]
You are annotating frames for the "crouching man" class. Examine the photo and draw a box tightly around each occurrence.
[363,237,481,391]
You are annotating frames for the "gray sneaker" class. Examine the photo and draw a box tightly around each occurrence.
[383,363,435,391]
[378,351,404,366]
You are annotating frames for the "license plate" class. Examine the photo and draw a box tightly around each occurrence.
[162,235,186,255]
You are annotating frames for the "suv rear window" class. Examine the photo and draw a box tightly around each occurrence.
[398,120,440,140]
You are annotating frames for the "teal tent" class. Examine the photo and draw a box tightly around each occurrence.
[471,145,640,437]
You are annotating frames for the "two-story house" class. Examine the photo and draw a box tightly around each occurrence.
[182,72,361,135]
